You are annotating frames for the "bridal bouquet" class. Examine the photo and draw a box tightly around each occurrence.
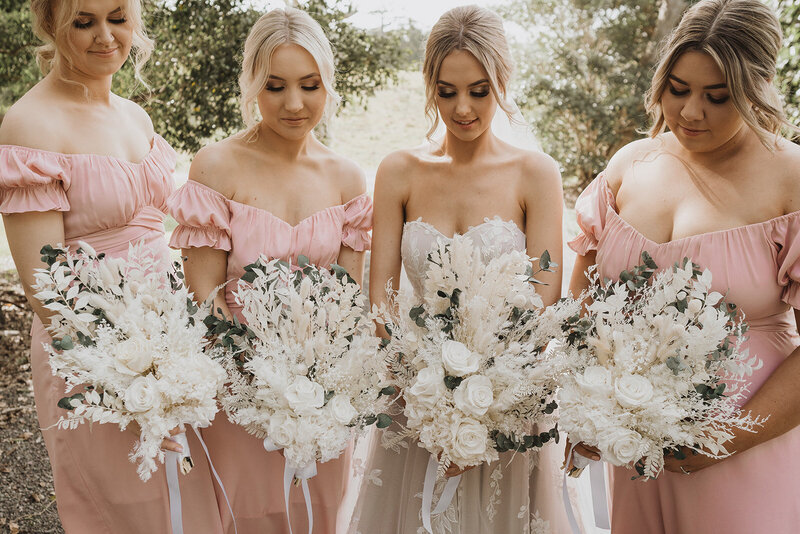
[376,235,580,471]
[32,242,226,480]
[559,253,765,478]
[207,256,390,471]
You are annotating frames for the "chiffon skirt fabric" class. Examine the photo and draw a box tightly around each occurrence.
[199,413,352,534]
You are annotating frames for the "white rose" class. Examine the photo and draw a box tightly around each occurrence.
[284,376,325,415]
[124,374,160,413]
[408,366,445,407]
[453,375,494,417]
[114,339,154,375]
[441,340,479,377]
[327,395,358,425]
[687,298,703,315]
[614,374,654,408]
[576,366,612,396]
[268,413,297,447]
[599,427,643,466]
[451,419,488,461]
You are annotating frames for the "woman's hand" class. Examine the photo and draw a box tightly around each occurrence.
[160,425,187,453]
[444,461,476,478]
[563,437,601,474]
[663,446,721,475]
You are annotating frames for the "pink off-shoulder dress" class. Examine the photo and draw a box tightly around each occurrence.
[168,179,373,534]
[0,137,224,533]
[568,173,800,534]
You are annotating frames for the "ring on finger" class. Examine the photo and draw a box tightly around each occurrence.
[680,466,690,475]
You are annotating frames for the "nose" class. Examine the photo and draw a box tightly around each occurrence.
[680,94,704,123]
[454,94,472,117]
[285,87,304,113]
[94,22,114,45]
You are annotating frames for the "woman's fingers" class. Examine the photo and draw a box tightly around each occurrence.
[160,437,183,453]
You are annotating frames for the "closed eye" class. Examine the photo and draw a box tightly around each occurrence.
[668,85,689,97]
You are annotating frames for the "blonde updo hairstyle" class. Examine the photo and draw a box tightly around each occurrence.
[239,7,340,128]
[422,5,515,138]
[646,0,798,147]
[30,0,153,85]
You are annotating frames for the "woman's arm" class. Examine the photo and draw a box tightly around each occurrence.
[665,309,800,473]
[522,154,564,306]
[3,211,65,322]
[368,154,409,338]
[336,166,369,286]
[182,247,231,319]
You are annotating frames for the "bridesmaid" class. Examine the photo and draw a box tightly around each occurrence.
[167,7,371,534]
[0,0,222,531]
[568,1,800,532]
[348,6,567,533]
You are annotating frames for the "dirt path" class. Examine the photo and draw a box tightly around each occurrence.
[0,272,62,533]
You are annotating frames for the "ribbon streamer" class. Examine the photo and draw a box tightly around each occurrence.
[264,438,316,534]
[166,432,191,534]
[421,454,462,534]
[563,444,611,534]
[192,426,238,534]
[165,428,238,534]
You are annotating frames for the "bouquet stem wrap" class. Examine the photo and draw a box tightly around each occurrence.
[563,445,610,534]
[264,438,316,534]
[421,454,461,534]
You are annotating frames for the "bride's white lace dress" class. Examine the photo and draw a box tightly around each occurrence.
[347,217,566,534]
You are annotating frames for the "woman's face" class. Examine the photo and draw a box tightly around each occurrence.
[257,43,328,141]
[661,50,746,153]
[435,49,498,142]
[64,0,133,78]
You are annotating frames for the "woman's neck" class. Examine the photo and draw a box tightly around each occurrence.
[49,64,114,105]
[256,122,316,161]
[440,127,498,164]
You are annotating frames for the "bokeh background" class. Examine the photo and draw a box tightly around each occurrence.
[0,1,798,531]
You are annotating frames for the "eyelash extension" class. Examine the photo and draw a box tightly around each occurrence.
[437,91,456,99]
[707,95,729,104]
[668,86,689,97]
[73,17,127,29]
[266,86,284,92]
[301,85,321,91]
[470,91,490,98]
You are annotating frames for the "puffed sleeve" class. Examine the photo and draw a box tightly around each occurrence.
[567,173,616,255]
[341,192,373,252]
[167,180,232,251]
[0,146,70,214]
[773,213,800,308]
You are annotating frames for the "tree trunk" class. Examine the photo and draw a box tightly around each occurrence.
[646,0,689,63]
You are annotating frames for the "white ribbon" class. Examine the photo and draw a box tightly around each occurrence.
[165,428,238,534]
[192,426,238,534]
[421,454,461,534]
[264,438,316,534]
[166,432,191,534]
[563,444,611,534]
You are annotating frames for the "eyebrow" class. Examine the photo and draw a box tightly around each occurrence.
[77,7,123,16]
[268,73,321,82]
[436,79,490,88]
[668,74,727,90]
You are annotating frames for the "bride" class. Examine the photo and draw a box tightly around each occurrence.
[348,6,566,533]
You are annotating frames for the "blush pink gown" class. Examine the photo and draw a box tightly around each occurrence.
[0,137,224,533]
[168,179,373,534]
[569,173,800,534]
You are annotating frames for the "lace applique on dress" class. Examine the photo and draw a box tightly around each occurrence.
[401,216,526,297]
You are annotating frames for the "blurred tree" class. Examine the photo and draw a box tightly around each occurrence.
[0,0,38,122]
[0,0,409,152]
[777,0,800,130]
[504,0,688,192]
